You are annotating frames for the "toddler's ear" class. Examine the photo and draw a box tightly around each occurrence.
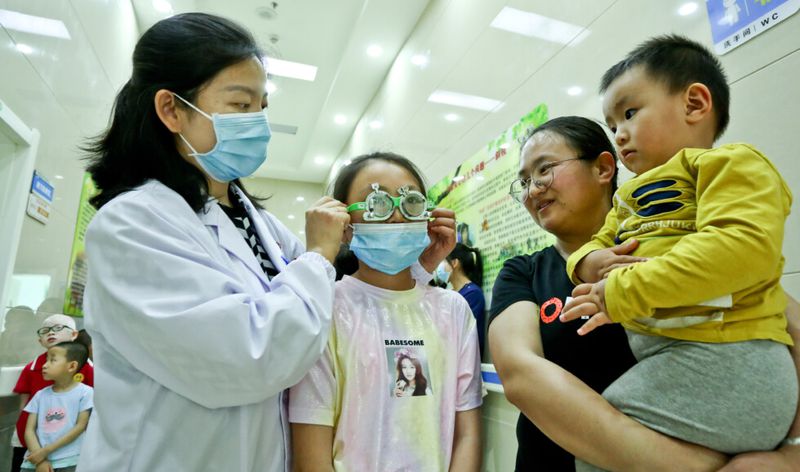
[684,83,713,124]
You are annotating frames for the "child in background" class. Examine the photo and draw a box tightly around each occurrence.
[562,35,796,469]
[290,152,482,471]
[21,340,93,472]
[11,315,94,472]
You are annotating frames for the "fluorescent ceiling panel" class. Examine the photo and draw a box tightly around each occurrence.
[490,6,583,44]
[264,57,318,82]
[0,9,71,39]
[428,90,504,112]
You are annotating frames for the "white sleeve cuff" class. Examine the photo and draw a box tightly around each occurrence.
[297,251,336,282]
[411,261,433,284]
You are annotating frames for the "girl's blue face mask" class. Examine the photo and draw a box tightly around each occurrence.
[174,93,271,182]
[349,222,430,275]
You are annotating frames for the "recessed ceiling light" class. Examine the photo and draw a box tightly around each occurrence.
[152,0,173,14]
[0,9,71,39]
[490,6,583,44]
[264,56,318,82]
[678,2,698,16]
[334,114,347,125]
[314,156,328,165]
[369,120,383,130]
[15,43,34,55]
[567,86,583,96]
[287,214,296,220]
[54,175,64,179]
[366,45,383,57]
[296,196,305,202]
[266,80,277,95]
[428,90,504,112]
[410,54,429,67]
[444,113,460,122]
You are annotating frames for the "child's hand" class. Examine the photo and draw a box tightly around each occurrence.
[575,240,647,283]
[419,208,456,273]
[561,280,613,335]
[34,460,53,472]
[26,447,50,466]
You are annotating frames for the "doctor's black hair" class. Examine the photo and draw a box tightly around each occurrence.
[599,34,730,139]
[85,13,265,211]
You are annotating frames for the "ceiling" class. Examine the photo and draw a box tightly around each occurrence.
[132,0,432,184]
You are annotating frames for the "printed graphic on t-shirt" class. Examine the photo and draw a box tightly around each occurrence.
[42,406,67,434]
[385,340,433,398]
[540,297,563,324]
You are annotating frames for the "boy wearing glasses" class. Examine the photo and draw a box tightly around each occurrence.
[11,315,94,472]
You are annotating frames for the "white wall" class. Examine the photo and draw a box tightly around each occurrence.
[0,0,138,316]
[241,176,326,238]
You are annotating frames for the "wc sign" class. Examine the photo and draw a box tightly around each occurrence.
[706,0,800,54]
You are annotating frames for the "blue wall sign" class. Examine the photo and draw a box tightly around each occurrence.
[706,0,800,54]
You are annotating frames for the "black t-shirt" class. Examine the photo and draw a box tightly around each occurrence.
[489,245,637,471]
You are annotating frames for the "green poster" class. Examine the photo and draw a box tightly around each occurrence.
[63,173,98,316]
[428,103,554,304]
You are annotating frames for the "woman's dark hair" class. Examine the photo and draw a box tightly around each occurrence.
[396,355,428,396]
[331,152,428,276]
[85,13,265,211]
[446,243,483,287]
[331,151,428,203]
[520,116,619,198]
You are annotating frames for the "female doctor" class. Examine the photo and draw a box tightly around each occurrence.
[78,13,455,472]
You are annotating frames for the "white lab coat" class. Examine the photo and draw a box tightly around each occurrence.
[77,180,335,472]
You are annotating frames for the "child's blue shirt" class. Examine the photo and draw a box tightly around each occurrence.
[21,383,93,469]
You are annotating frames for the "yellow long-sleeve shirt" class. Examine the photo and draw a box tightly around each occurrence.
[566,143,792,344]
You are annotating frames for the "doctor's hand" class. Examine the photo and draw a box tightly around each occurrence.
[419,208,456,273]
[561,280,613,336]
[305,197,350,263]
[574,240,647,283]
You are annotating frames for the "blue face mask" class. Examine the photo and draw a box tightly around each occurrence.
[349,222,430,275]
[435,262,451,285]
[174,94,271,182]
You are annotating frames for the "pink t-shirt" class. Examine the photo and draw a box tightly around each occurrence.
[289,276,482,471]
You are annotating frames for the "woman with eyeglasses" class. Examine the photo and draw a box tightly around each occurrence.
[489,116,731,471]
[489,116,800,471]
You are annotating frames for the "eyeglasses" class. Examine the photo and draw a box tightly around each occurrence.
[347,183,435,221]
[509,158,583,204]
[37,325,73,337]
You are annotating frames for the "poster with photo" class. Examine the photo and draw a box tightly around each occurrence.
[386,345,433,398]
[63,173,97,317]
[427,103,554,306]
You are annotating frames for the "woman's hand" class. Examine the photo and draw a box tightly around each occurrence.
[574,240,647,283]
[561,280,613,335]
[419,208,457,273]
[394,380,408,397]
[305,197,350,263]
[717,448,800,472]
